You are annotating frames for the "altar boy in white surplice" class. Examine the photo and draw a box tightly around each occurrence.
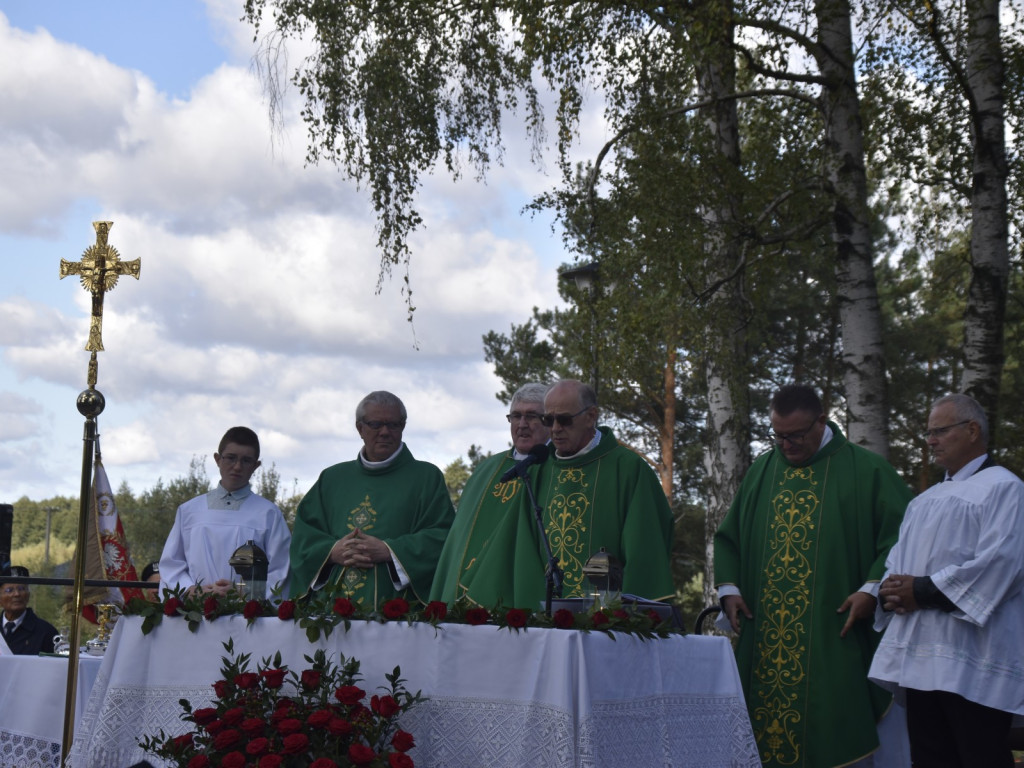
[159,426,290,599]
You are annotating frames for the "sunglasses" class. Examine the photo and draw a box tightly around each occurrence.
[540,407,590,427]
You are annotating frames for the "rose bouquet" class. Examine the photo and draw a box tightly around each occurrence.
[139,638,421,768]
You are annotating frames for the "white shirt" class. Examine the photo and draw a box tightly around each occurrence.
[160,484,292,598]
[869,464,1024,713]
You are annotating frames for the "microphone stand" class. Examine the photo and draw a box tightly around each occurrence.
[509,463,563,616]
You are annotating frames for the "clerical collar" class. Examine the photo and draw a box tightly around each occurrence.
[555,428,601,460]
[947,453,990,482]
[208,483,252,511]
[360,443,405,468]
[811,423,834,458]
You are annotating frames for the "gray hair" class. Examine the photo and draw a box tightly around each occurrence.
[355,391,407,423]
[510,382,550,409]
[932,393,989,444]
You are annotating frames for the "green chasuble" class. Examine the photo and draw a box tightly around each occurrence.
[714,422,911,768]
[289,445,455,608]
[429,450,521,604]
[461,427,674,607]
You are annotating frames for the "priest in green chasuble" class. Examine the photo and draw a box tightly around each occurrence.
[714,384,912,768]
[429,382,551,604]
[456,379,675,607]
[289,391,454,608]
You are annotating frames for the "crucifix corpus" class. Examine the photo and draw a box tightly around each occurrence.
[59,221,141,386]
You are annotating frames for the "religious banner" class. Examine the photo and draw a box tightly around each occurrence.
[79,441,143,621]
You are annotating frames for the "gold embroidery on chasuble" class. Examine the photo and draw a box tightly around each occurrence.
[340,495,378,597]
[464,478,521,573]
[753,462,827,767]
[546,466,591,597]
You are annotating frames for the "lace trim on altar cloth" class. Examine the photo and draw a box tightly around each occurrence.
[580,694,761,768]
[68,688,759,768]
[0,733,61,768]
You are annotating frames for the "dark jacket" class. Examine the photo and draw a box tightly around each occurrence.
[4,607,57,655]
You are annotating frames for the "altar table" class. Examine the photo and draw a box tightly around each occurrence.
[0,654,103,768]
[71,616,759,767]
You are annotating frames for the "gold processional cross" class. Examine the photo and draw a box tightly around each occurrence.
[59,221,141,386]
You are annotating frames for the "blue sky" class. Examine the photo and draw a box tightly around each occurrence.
[0,1,594,502]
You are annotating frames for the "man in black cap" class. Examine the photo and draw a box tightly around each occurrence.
[1,566,57,655]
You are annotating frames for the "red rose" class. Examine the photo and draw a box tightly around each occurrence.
[306,708,332,728]
[246,737,271,756]
[646,609,662,625]
[371,694,400,718]
[191,707,218,726]
[505,608,528,628]
[334,685,365,705]
[261,668,287,688]
[348,743,376,765]
[424,601,447,621]
[259,756,284,768]
[240,716,266,736]
[243,599,263,620]
[275,717,302,735]
[333,598,356,617]
[275,697,295,712]
[234,672,260,689]
[552,609,575,629]
[350,703,371,723]
[591,611,610,627]
[311,759,339,768]
[205,720,225,736]
[327,716,353,736]
[389,753,415,768]
[391,729,415,752]
[187,755,210,768]
[277,600,296,620]
[202,596,219,619]
[163,597,183,616]
[301,669,322,690]
[281,733,310,754]
[612,609,630,621]
[213,728,241,750]
[212,679,230,698]
[382,597,410,619]
[168,733,194,752]
[221,706,245,725]
[465,607,490,625]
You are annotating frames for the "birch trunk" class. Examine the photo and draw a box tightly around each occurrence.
[816,0,889,456]
[693,0,751,607]
[960,0,1008,432]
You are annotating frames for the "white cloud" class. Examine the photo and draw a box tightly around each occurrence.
[0,6,606,504]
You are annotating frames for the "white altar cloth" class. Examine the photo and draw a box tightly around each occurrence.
[0,654,103,768]
[71,616,759,768]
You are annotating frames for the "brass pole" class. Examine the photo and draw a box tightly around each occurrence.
[61,388,104,766]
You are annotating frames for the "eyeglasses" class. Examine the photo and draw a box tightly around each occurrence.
[219,454,257,468]
[360,420,406,431]
[1,586,28,595]
[923,420,970,440]
[540,407,590,428]
[506,412,543,424]
[768,421,819,446]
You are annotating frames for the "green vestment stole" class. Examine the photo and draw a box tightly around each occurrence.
[289,445,455,608]
[429,450,521,604]
[714,423,911,767]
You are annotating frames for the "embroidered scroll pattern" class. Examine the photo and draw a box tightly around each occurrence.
[753,466,818,767]
[341,495,378,596]
[547,467,589,597]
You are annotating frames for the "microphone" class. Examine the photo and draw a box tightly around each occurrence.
[499,443,550,483]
